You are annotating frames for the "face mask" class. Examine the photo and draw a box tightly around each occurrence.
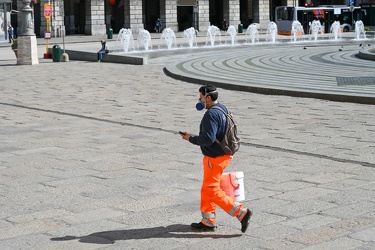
[196,98,205,111]
[196,88,217,111]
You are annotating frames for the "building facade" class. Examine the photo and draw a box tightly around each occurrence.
[6,0,371,39]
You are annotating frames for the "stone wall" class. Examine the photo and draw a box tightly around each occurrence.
[126,0,144,33]
[198,0,210,31]
[229,0,241,26]
[257,0,270,30]
[165,0,178,32]
[85,0,106,35]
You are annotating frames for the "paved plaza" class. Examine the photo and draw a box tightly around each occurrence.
[0,33,375,249]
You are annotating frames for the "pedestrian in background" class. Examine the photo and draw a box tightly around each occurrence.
[179,84,252,233]
[222,19,228,31]
[155,18,162,33]
[8,25,14,43]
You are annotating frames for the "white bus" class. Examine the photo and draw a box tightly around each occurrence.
[275,5,363,35]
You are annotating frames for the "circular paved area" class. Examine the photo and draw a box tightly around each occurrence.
[163,42,375,104]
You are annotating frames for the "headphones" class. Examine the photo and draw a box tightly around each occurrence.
[203,85,217,98]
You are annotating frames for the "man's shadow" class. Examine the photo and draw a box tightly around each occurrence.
[51,224,242,244]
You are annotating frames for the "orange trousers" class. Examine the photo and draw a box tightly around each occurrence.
[200,155,245,226]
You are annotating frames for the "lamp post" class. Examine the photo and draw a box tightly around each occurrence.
[59,1,69,62]
[17,0,39,65]
[19,0,34,35]
[349,5,355,30]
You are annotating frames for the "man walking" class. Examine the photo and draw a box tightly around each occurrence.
[180,84,252,233]
[8,25,14,43]
[155,18,162,33]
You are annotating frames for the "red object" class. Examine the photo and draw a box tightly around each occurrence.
[110,0,116,6]
[43,53,52,59]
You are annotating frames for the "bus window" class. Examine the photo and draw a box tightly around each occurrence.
[342,13,350,24]
[277,8,294,21]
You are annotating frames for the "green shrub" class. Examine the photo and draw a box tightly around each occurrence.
[11,39,17,50]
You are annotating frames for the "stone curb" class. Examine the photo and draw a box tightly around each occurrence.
[64,49,147,65]
[357,47,375,61]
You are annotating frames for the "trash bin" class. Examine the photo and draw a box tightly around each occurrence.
[107,28,113,39]
[238,24,243,33]
[52,45,61,62]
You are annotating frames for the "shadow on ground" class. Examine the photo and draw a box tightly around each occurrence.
[50,224,242,244]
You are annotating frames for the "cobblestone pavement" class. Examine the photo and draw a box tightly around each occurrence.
[0,34,374,249]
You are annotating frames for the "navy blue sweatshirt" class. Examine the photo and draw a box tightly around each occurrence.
[189,103,228,157]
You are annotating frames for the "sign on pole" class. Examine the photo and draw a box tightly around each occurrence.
[43,3,53,56]
[44,3,52,19]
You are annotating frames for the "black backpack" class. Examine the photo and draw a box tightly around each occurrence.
[212,106,240,156]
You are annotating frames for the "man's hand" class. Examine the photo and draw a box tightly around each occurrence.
[179,131,190,141]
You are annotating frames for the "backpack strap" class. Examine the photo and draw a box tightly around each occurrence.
[210,106,229,144]
[211,105,228,115]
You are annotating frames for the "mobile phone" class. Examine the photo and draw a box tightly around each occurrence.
[179,131,186,135]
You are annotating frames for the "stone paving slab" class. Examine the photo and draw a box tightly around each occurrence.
[1,37,375,249]
[337,77,375,86]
